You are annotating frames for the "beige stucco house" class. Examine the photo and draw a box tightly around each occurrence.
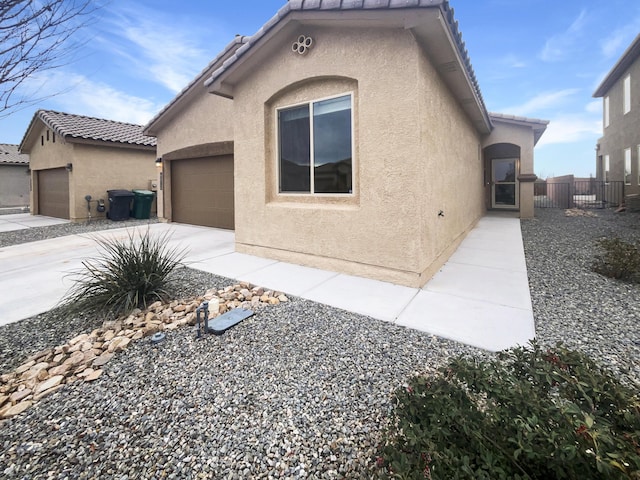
[0,144,30,209]
[594,33,640,197]
[145,0,547,288]
[20,110,157,221]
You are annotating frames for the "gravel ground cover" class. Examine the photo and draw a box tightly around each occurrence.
[0,216,160,248]
[0,208,638,478]
[521,208,640,384]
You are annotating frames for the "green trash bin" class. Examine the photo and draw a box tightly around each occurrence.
[131,189,155,219]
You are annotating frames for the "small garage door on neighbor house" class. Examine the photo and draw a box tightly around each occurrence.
[38,168,69,219]
[171,155,234,229]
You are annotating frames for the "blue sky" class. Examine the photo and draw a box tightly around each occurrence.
[2,0,640,178]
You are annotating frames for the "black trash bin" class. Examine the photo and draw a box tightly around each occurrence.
[131,189,155,219]
[107,189,134,221]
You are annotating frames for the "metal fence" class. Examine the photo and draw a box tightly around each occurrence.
[534,180,625,209]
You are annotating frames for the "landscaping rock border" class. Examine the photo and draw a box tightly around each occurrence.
[0,282,288,420]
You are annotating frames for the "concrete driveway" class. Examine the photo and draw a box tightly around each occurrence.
[0,215,535,351]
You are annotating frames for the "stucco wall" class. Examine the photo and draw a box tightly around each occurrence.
[231,25,484,287]
[597,58,640,195]
[27,123,156,221]
[415,47,484,281]
[153,87,235,220]
[483,121,536,218]
[155,91,234,156]
[0,165,30,207]
[71,143,157,222]
[28,124,73,214]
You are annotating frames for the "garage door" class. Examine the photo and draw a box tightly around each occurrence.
[171,155,234,229]
[38,168,69,219]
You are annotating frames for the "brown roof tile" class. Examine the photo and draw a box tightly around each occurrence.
[36,110,156,147]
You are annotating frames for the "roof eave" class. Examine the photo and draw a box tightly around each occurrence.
[410,5,492,134]
[205,3,491,134]
[144,35,249,136]
[593,33,640,98]
[489,112,550,146]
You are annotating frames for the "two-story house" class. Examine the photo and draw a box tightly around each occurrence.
[594,33,640,200]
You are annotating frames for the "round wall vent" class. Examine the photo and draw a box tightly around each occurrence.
[292,35,313,55]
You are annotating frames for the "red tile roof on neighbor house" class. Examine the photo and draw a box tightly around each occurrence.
[0,144,29,165]
[20,110,157,151]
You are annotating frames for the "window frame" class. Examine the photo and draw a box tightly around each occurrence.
[623,74,631,114]
[604,96,610,128]
[276,92,355,196]
[624,147,631,185]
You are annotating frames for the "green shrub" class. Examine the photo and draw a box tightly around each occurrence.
[379,343,640,479]
[592,237,640,283]
[60,228,187,319]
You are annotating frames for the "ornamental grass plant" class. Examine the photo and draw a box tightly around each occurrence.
[379,343,640,480]
[60,228,187,319]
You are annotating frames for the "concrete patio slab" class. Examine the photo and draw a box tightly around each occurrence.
[193,252,279,280]
[424,263,532,310]
[241,262,339,297]
[303,273,418,322]
[395,290,534,351]
[0,213,536,352]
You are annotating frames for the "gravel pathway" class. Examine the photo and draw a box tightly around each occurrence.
[1,208,639,478]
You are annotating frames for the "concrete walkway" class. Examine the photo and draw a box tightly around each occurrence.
[0,214,535,351]
[0,213,69,232]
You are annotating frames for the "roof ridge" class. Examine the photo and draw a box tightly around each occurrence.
[25,109,157,148]
[38,109,148,128]
[202,0,489,125]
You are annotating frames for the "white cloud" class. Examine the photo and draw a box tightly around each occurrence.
[536,114,601,147]
[585,100,601,114]
[539,10,588,62]
[96,3,215,93]
[25,71,161,125]
[600,20,640,58]
[502,89,580,116]
[501,54,527,69]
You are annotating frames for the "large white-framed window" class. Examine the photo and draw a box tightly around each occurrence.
[277,93,353,194]
[623,74,631,114]
[624,147,631,185]
[604,96,610,128]
[604,154,610,183]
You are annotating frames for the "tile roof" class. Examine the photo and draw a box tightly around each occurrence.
[489,112,549,127]
[594,33,640,98]
[30,110,156,147]
[0,144,29,165]
[203,0,487,117]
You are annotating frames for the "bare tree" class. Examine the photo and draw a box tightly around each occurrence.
[0,0,98,116]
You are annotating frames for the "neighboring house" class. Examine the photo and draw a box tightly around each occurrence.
[20,110,157,221]
[0,144,30,208]
[144,0,548,288]
[594,33,640,197]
